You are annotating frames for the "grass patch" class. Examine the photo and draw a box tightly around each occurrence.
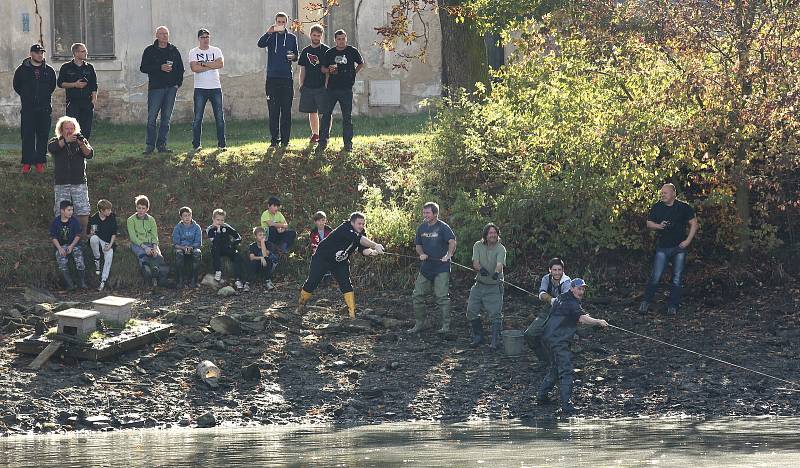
[1,115,430,288]
[0,115,429,163]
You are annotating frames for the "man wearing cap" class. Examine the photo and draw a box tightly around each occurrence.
[13,44,57,174]
[536,278,608,416]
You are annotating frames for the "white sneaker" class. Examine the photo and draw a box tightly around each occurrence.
[265,280,275,290]
[97,280,106,292]
[214,271,222,282]
[242,282,250,292]
[235,280,244,290]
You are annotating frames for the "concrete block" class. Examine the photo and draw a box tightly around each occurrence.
[92,296,136,325]
[55,309,99,338]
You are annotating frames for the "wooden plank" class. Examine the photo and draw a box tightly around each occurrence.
[15,324,173,362]
[28,341,63,369]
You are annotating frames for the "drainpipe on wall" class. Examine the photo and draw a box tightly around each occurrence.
[33,0,45,46]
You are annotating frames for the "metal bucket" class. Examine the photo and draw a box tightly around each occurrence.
[502,330,525,357]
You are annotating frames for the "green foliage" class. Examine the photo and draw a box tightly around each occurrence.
[361,183,415,248]
[416,24,700,260]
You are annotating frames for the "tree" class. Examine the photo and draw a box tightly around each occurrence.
[437,0,488,92]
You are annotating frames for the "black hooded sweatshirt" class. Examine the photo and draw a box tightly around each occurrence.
[13,57,57,112]
[139,40,184,90]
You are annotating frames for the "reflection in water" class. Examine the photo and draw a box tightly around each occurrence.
[2,417,800,467]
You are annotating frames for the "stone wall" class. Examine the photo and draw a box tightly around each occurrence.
[0,0,441,127]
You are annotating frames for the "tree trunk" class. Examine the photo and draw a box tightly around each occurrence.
[731,0,755,249]
[437,0,489,94]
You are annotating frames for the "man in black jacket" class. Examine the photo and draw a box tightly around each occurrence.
[296,212,384,319]
[57,43,98,138]
[139,26,184,155]
[13,44,57,174]
[536,278,608,416]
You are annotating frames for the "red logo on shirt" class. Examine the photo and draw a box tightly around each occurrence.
[307,53,319,65]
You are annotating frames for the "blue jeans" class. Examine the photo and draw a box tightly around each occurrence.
[319,88,353,146]
[643,246,687,307]
[146,86,178,149]
[192,88,226,148]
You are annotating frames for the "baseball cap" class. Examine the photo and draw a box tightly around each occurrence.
[570,278,588,288]
[30,44,46,53]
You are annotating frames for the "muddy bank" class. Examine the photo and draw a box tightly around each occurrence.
[1,279,799,436]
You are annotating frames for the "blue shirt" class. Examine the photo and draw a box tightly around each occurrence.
[415,220,456,278]
[50,216,81,246]
[172,220,202,249]
[543,290,585,344]
[257,31,299,80]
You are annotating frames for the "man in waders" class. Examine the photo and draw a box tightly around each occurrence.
[536,278,608,415]
[524,258,572,364]
[296,212,384,318]
[467,223,506,350]
[408,202,457,334]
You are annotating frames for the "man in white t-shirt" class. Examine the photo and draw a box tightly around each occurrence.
[188,28,226,152]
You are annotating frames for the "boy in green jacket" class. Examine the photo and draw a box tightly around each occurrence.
[127,194,167,287]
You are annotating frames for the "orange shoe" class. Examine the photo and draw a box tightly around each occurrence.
[35,163,45,173]
[21,164,31,174]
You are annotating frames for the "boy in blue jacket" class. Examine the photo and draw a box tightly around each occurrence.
[257,12,299,148]
[50,200,87,290]
[172,206,202,289]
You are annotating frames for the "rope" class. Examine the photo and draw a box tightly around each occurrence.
[381,251,536,296]
[381,250,800,389]
[607,324,800,388]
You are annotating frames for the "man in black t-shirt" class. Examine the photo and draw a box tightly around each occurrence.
[297,212,384,319]
[298,24,330,143]
[640,183,699,316]
[58,43,98,138]
[315,29,364,154]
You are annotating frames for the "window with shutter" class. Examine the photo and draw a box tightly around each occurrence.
[51,0,115,60]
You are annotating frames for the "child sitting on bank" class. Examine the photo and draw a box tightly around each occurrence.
[248,226,279,291]
[50,199,87,290]
[260,196,297,254]
[88,199,117,291]
[206,208,245,290]
[309,210,332,255]
[172,206,202,289]
[126,194,168,288]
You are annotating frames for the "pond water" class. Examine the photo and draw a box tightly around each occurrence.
[2,417,799,467]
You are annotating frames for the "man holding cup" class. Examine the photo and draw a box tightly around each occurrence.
[139,26,184,155]
[258,12,299,148]
[316,29,364,154]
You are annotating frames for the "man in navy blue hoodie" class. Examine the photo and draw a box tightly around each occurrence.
[258,12,299,148]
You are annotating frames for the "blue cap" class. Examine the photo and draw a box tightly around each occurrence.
[571,278,588,288]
